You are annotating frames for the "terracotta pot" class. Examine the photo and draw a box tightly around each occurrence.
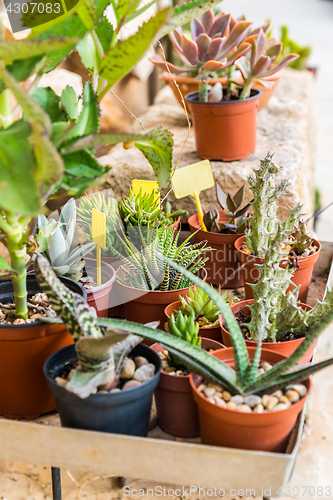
[117,267,207,331]
[188,212,243,288]
[185,89,262,161]
[0,275,86,420]
[164,300,222,342]
[190,347,311,451]
[151,338,224,437]
[219,299,317,364]
[162,72,282,113]
[83,258,116,318]
[234,235,321,303]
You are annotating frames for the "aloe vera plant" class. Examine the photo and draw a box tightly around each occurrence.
[37,198,96,281]
[0,0,221,319]
[35,254,333,400]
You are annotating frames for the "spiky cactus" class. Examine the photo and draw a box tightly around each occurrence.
[38,199,96,282]
[245,152,290,256]
[168,310,201,368]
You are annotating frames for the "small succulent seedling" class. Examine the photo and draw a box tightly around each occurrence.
[36,254,333,400]
[203,183,252,234]
[168,310,201,368]
[38,199,96,281]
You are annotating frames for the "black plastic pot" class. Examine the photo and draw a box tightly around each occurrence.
[44,343,162,436]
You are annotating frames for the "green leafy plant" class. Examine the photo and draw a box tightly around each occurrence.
[0,0,222,318]
[35,254,333,400]
[179,284,238,326]
[150,10,299,101]
[168,309,201,368]
[279,26,312,71]
[203,183,251,234]
[113,224,210,291]
[37,198,96,281]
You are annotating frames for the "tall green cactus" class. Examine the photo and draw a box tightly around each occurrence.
[246,153,289,256]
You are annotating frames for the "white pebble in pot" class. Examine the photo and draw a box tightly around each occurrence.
[133,363,156,383]
[120,358,136,380]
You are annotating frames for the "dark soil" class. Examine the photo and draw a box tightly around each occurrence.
[232,306,307,343]
[0,293,57,325]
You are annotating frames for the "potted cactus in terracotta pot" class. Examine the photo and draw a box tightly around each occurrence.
[151,13,298,160]
[235,152,320,302]
[188,183,252,288]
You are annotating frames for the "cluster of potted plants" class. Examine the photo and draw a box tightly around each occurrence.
[150,9,300,160]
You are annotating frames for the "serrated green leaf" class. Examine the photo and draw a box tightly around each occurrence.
[51,122,73,148]
[61,86,79,123]
[76,0,97,31]
[0,38,77,61]
[32,87,67,123]
[67,82,99,140]
[159,0,224,37]
[1,56,43,90]
[63,125,173,189]
[0,121,40,215]
[31,122,64,187]
[63,150,105,178]
[126,0,156,23]
[95,16,114,53]
[99,8,172,88]
[77,34,99,73]
[116,0,141,21]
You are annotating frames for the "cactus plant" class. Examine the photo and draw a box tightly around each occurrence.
[279,26,312,71]
[203,183,252,234]
[168,309,201,368]
[38,199,96,281]
[35,254,333,400]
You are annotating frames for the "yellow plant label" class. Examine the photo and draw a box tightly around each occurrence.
[92,208,106,249]
[132,179,160,203]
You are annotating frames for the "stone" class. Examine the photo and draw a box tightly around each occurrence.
[133,363,156,383]
[279,395,291,407]
[262,395,279,410]
[95,70,315,225]
[261,362,273,371]
[207,397,216,404]
[244,395,262,408]
[162,360,169,370]
[203,387,216,398]
[236,404,252,413]
[285,389,300,403]
[222,390,232,401]
[230,395,244,405]
[134,356,149,368]
[122,380,142,390]
[226,401,237,410]
[253,404,264,413]
[164,366,176,374]
[111,388,121,393]
[13,318,25,325]
[292,384,308,397]
[271,390,283,398]
[55,377,67,387]
[0,310,5,320]
[257,368,265,376]
[214,396,227,408]
[273,403,289,411]
[198,383,206,392]
[119,358,136,380]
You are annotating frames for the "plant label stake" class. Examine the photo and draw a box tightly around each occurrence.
[92,209,106,286]
[171,160,214,231]
[132,180,160,203]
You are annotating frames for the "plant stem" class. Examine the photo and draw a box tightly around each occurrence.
[199,82,208,102]
[239,80,252,100]
[0,90,12,128]
[6,216,28,319]
[91,28,104,60]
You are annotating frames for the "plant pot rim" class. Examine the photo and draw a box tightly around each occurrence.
[184,88,262,105]
[234,235,321,264]
[116,267,207,295]
[83,257,116,293]
[0,275,86,330]
[165,300,218,331]
[44,343,162,401]
[219,298,313,347]
[189,346,312,415]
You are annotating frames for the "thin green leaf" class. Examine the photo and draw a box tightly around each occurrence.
[77,34,99,73]
[76,0,97,31]
[0,255,13,272]
[67,82,99,140]
[126,0,156,23]
[0,38,78,61]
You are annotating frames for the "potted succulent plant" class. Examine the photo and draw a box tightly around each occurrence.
[235,153,320,302]
[151,10,299,160]
[96,259,333,452]
[165,284,238,341]
[188,183,251,288]
[152,309,224,438]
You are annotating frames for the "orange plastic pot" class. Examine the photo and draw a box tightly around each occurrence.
[83,258,116,318]
[190,347,311,451]
[164,300,222,342]
[0,275,85,420]
[162,72,282,113]
[185,89,262,161]
[235,235,321,303]
[219,299,317,364]
[188,211,243,288]
[117,268,207,330]
[151,339,224,437]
